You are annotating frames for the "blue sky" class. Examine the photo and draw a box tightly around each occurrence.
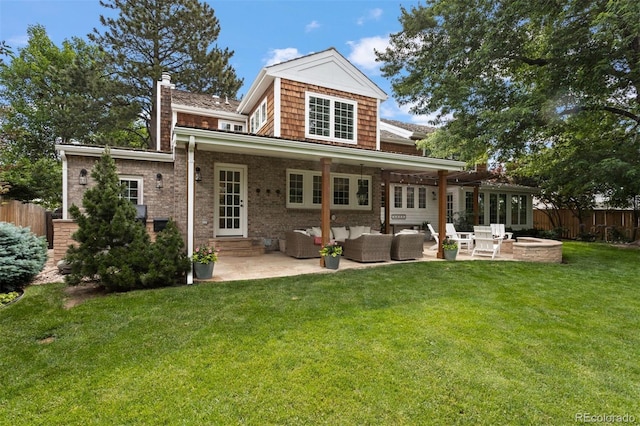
[0,0,426,123]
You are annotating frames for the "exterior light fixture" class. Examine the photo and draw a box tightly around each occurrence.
[195,167,202,182]
[432,191,437,201]
[156,173,163,189]
[79,169,88,185]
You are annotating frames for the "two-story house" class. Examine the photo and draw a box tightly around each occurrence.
[54,48,534,283]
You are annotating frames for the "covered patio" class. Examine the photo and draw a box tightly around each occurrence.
[202,242,516,283]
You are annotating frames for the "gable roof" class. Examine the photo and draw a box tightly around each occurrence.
[238,48,388,114]
[171,90,241,113]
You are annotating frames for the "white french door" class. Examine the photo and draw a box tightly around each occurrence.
[214,163,247,237]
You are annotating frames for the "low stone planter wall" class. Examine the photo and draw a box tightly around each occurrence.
[512,237,563,263]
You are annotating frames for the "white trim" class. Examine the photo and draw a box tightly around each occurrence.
[214,163,248,237]
[250,98,268,133]
[273,77,281,137]
[60,150,68,220]
[218,120,245,132]
[376,99,381,151]
[286,168,371,210]
[304,91,357,144]
[172,104,246,122]
[55,145,174,162]
[187,136,195,285]
[156,83,161,151]
[119,175,144,204]
[174,127,465,172]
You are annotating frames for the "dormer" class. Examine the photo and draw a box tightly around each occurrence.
[237,48,388,149]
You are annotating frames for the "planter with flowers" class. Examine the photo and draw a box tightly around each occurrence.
[442,238,458,261]
[319,242,343,270]
[192,244,218,279]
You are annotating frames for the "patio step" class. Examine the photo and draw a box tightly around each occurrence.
[210,237,265,257]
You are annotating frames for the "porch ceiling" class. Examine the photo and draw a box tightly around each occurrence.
[174,127,465,173]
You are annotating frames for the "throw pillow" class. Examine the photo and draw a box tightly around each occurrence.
[331,226,349,242]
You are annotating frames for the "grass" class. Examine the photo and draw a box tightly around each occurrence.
[1,242,639,425]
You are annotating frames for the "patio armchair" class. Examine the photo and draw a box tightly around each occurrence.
[445,223,474,254]
[391,232,425,260]
[472,226,501,259]
[343,234,393,263]
[491,223,513,241]
[285,230,321,259]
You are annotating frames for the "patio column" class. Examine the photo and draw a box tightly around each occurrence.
[383,170,391,234]
[320,158,331,267]
[437,170,447,259]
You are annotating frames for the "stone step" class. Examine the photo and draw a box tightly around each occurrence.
[210,238,265,257]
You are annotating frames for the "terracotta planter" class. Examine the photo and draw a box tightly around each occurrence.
[194,262,214,279]
[324,255,340,270]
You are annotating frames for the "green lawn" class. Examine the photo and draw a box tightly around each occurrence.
[1,242,639,425]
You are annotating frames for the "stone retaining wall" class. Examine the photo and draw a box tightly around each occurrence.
[512,237,563,263]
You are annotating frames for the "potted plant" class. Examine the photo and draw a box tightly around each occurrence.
[442,237,458,261]
[192,244,218,279]
[319,242,343,270]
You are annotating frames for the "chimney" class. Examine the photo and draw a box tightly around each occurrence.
[161,73,172,86]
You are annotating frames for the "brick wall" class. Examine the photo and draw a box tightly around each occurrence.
[160,86,172,151]
[65,155,175,222]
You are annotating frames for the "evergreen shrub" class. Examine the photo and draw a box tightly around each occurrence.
[64,149,189,291]
[0,221,47,291]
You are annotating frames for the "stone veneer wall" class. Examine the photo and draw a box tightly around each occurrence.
[512,237,563,263]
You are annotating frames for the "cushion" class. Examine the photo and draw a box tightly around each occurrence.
[294,229,310,236]
[310,226,322,237]
[349,225,370,240]
[395,229,419,236]
[331,226,349,242]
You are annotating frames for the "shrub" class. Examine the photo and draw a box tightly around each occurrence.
[0,222,47,291]
[65,149,189,292]
[140,220,191,288]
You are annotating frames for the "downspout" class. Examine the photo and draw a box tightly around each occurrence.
[60,150,68,220]
[187,136,196,284]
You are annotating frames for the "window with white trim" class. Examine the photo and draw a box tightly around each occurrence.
[120,176,143,204]
[286,169,370,210]
[305,92,357,143]
[250,98,267,133]
[219,121,244,132]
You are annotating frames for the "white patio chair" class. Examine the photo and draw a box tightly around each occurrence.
[445,223,474,254]
[491,223,513,240]
[472,226,500,259]
[427,223,440,250]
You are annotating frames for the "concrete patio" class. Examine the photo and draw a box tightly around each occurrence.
[202,242,515,283]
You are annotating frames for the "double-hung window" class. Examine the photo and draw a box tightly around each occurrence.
[250,98,267,133]
[305,92,357,143]
[219,121,244,132]
[286,169,370,210]
[119,176,143,204]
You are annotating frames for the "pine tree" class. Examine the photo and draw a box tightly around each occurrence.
[90,0,243,147]
[65,148,151,290]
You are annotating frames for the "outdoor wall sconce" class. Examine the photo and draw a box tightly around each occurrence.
[195,167,202,182]
[156,173,163,189]
[432,191,437,200]
[79,169,88,186]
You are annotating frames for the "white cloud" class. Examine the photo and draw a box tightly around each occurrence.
[346,36,390,73]
[8,34,29,47]
[357,8,383,26]
[305,20,321,33]
[264,48,304,66]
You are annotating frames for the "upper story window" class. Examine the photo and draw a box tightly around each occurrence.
[250,98,267,133]
[120,176,143,204]
[220,121,245,132]
[305,92,357,144]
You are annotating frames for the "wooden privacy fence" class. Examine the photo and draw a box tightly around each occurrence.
[534,208,640,241]
[0,199,50,244]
